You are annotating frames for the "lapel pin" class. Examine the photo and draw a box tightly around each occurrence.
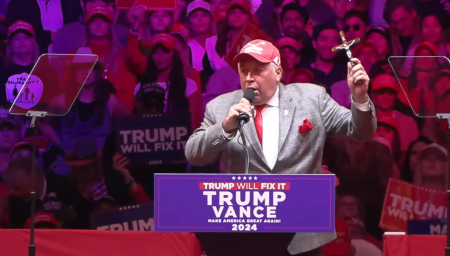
[284,110,289,116]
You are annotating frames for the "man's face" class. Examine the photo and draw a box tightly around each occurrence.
[355,46,377,72]
[313,29,340,62]
[390,6,416,36]
[280,47,300,71]
[281,10,305,39]
[336,196,359,219]
[6,169,33,201]
[372,89,396,111]
[334,0,357,19]
[238,56,282,105]
[344,16,366,41]
[0,123,21,151]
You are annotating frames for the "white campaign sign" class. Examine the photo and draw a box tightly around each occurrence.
[5,73,43,109]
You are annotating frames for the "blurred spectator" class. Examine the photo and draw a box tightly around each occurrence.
[374,116,402,163]
[39,61,129,175]
[10,141,43,169]
[279,3,315,64]
[133,82,166,114]
[186,0,213,72]
[371,74,419,151]
[0,21,40,109]
[0,110,22,175]
[308,23,346,89]
[336,193,364,220]
[202,65,240,113]
[6,0,83,53]
[24,212,58,229]
[368,0,388,27]
[414,143,448,190]
[383,0,421,56]
[134,34,201,128]
[435,69,450,96]
[210,0,230,18]
[5,157,87,228]
[299,0,336,29]
[411,0,450,18]
[345,218,383,256]
[343,9,368,41]
[322,218,351,256]
[276,37,301,83]
[334,0,358,30]
[135,7,174,41]
[403,14,448,76]
[53,0,128,54]
[290,68,315,83]
[77,6,137,111]
[331,41,377,108]
[366,26,394,77]
[204,0,253,72]
[401,136,433,182]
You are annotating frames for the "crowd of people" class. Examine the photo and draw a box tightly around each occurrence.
[0,0,449,255]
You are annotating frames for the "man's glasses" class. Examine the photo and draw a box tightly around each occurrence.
[344,24,360,32]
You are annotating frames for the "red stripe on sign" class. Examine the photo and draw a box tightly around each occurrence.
[199,182,290,190]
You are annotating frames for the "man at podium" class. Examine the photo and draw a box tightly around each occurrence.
[185,39,376,256]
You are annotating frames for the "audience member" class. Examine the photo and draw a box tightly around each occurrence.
[39,61,129,175]
[414,143,448,190]
[374,116,402,163]
[279,3,314,64]
[134,33,200,128]
[6,0,83,53]
[383,0,421,56]
[4,157,87,229]
[0,111,22,175]
[334,0,358,30]
[276,37,302,83]
[343,9,368,41]
[24,212,58,229]
[0,21,40,109]
[53,0,128,54]
[290,68,315,83]
[299,0,336,28]
[308,23,346,90]
[186,0,213,72]
[345,218,383,256]
[400,136,433,182]
[371,74,419,151]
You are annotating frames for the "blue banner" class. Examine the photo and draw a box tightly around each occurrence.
[116,114,191,165]
[407,219,447,235]
[90,204,154,231]
[154,174,335,233]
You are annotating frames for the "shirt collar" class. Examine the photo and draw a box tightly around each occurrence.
[266,86,280,108]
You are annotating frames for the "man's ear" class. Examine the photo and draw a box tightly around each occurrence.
[276,66,283,82]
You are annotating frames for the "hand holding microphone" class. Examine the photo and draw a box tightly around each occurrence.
[222,89,255,134]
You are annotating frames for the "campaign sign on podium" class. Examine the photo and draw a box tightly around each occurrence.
[154,174,335,232]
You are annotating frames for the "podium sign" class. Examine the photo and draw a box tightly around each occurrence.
[407,219,447,235]
[154,174,335,233]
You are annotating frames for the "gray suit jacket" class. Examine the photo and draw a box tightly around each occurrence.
[185,83,377,254]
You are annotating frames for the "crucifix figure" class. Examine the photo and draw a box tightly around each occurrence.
[331,31,361,67]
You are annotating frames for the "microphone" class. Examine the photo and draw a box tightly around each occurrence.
[238,88,254,128]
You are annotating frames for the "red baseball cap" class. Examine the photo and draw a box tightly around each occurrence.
[377,115,398,131]
[276,37,300,53]
[372,74,399,92]
[8,20,35,38]
[24,212,58,228]
[151,33,176,51]
[227,0,251,14]
[86,6,112,22]
[233,39,281,66]
[169,23,189,43]
[214,9,227,22]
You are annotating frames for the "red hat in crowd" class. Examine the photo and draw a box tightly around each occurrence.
[8,20,35,38]
[85,6,112,22]
[276,37,301,53]
[377,115,398,131]
[414,41,438,56]
[227,0,251,14]
[169,23,189,43]
[24,212,58,229]
[214,9,227,23]
[292,68,314,82]
[233,39,281,67]
[322,219,350,256]
[371,74,399,93]
[10,141,40,157]
[150,33,176,51]
[353,41,377,56]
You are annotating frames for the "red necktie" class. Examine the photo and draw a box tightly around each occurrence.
[254,104,266,146]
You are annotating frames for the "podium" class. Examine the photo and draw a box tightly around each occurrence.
[154,174,335,256]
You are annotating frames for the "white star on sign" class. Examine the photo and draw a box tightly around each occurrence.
[232,176,236,180]
[254,176,258,180]
[238,176,241,180]
[243,176,247,180]
[248,177,252,180]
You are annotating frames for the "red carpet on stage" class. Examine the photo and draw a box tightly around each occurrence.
[383,235,446,256]
[0,230,200,256]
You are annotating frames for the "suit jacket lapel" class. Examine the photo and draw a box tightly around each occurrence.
[278,84,296,152]
[231,91,269,168]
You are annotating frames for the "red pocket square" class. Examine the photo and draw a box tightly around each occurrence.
[298,119,314,133]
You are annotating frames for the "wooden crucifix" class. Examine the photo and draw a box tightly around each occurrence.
[331,31,361,67]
